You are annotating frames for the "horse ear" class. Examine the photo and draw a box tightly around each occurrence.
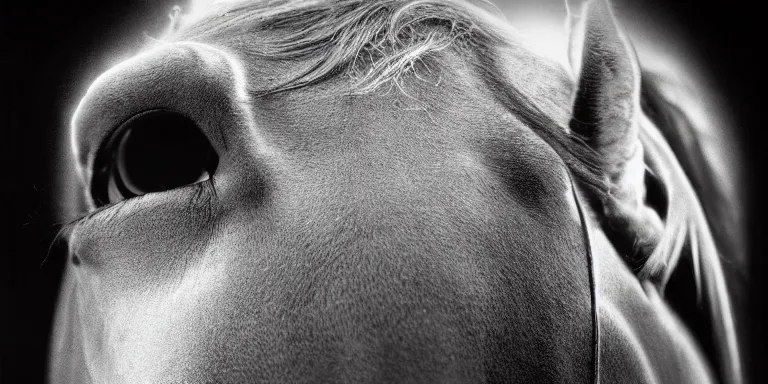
[568,0,664,262]
[568,4,744,382]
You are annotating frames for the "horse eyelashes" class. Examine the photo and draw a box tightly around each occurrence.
[90,110,219,207]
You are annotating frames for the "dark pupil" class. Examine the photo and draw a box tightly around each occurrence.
[116,111,216,195]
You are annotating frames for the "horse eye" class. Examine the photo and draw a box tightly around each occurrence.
[91,110,219,207]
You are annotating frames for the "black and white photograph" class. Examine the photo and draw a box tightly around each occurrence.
[2,0,765,383]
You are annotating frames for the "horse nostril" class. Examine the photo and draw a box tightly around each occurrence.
[71,253,81,266]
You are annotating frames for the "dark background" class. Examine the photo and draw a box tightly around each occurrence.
[1,0,764,383]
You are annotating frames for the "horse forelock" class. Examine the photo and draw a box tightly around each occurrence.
[166,0,502,94]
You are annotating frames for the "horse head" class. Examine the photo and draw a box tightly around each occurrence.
[51,1,742,383]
